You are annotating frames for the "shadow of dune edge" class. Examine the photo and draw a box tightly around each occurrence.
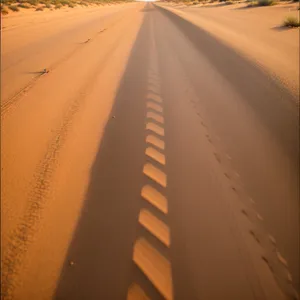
[155,4,299,168]
[53,8,152,300]
[155,4,300,296]
[271,25,293,31]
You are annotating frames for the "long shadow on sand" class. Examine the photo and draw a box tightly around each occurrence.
[54,10,152,300]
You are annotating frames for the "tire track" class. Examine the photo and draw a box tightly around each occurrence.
[199,105,299,300]
[154,12,298,296]
[1,16,135,299]
[152,7,298,296]
[183,70,299,300]
[1,92,81,300]
[1,7,128,73]
[1,11,128,118]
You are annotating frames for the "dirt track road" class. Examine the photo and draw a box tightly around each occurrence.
[1,2,299,300]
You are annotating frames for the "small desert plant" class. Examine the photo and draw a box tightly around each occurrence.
[36,6,43,10]
[257,0,276,5]
[55,3,62,8]
[44,3,51,7]
[68,2,75,7]
[8,4,19,11]
[1,6,9,14]
[28,0,38,5]
[18,3,30,8]
[283,15,300,27]
[247,0,276,5]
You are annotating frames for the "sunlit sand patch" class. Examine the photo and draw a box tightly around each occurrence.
[146,135,165,150]
[145,147,165,165]
[146,93,162,104]
[139,209,170,247]
[127,282,150,300]
[141,185,168,214]
[147,101,163,113]
[143,163,167,187]
[146,122,164,137]
[133,238,173,300]
[146,111,164,124]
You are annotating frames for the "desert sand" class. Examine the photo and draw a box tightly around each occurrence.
[1,2,299,299]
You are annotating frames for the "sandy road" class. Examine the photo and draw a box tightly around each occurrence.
[1,2,299,300]
[1,3,145,299]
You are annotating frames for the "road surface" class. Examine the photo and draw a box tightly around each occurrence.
[1,2,299,300]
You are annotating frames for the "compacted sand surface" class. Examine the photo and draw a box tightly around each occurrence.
[1,2,299,299]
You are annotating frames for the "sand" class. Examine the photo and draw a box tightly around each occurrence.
[1,2,298,299]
